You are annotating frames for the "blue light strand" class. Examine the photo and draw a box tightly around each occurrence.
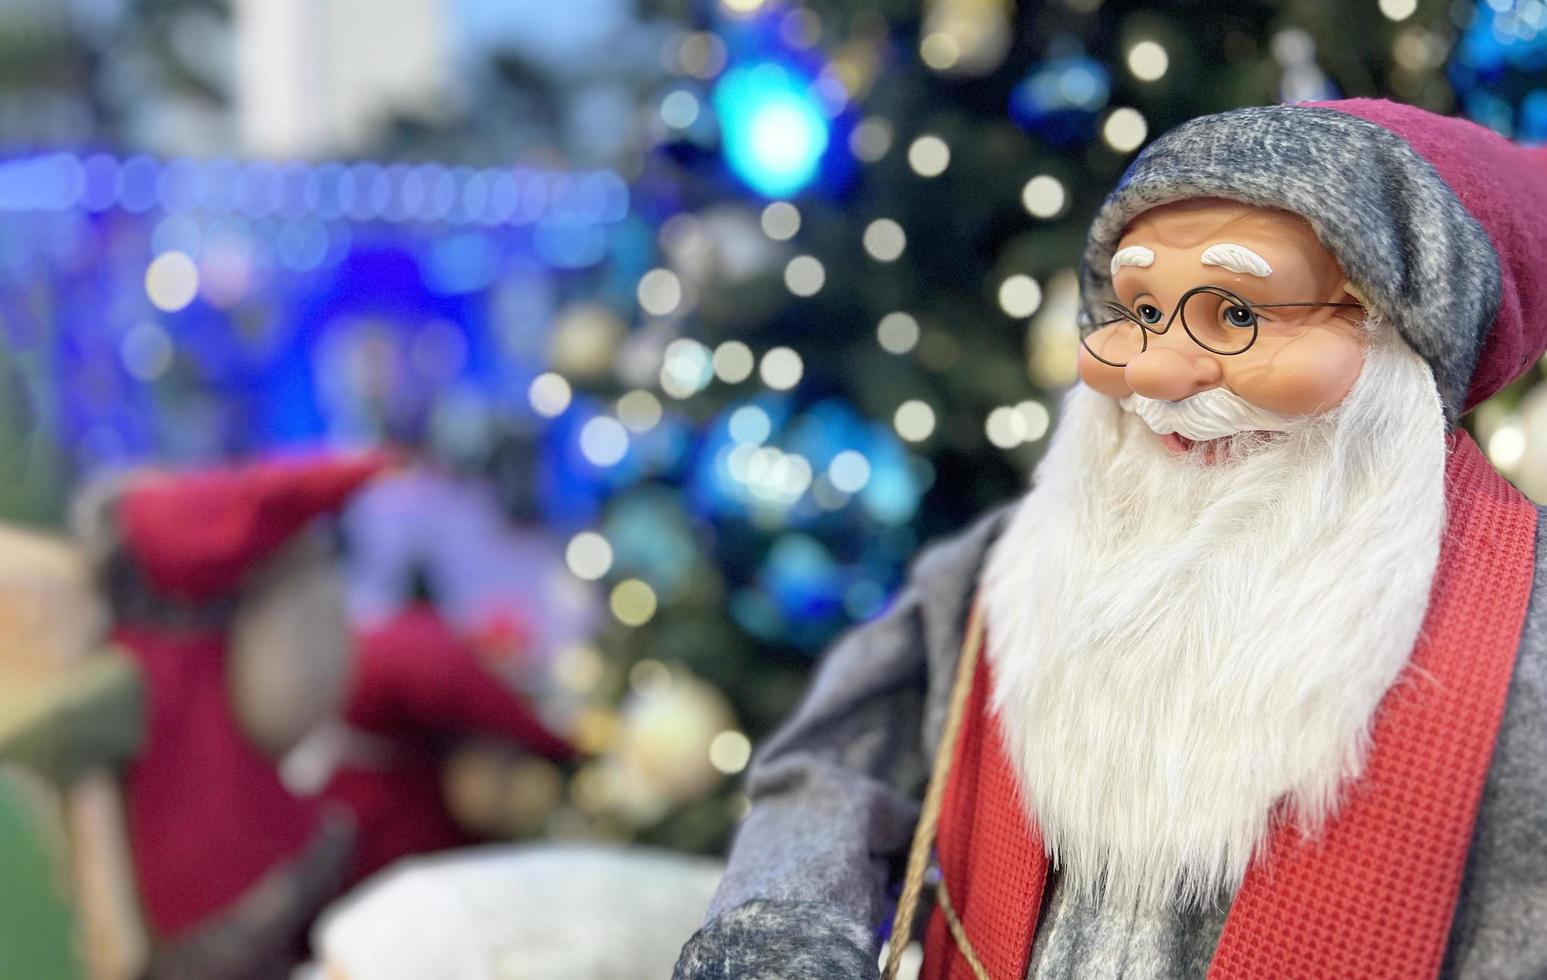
[0,152,632,228]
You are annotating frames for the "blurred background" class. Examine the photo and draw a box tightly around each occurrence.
[0,0,1544,977]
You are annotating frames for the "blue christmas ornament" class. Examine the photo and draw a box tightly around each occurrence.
[1009,38,1110,149]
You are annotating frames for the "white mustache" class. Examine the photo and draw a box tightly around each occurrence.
[1119,389,1294,442]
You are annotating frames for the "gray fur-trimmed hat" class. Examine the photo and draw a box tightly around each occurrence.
[1079,98,1547,424]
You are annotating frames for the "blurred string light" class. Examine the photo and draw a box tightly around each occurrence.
[565,531,615,581]
[1379,0,1418,21]
[1126,40,1170,81]
[998,274,1043,317]
[713,341,756,382]
[760,201,801,240]
[920,0,1013,76]
[617,390,663,432]
[1021,174,1067,218]
[660,90,702,129]
[985,400,1051,449]
[660,338,715,398]
[1102,107,1149,152]
[784,255,826,296]
[580,416,630,466]
[713,62,831,198]
[728,405,773,445]
[907,135,951,177]
[121,322,173,382]
[528,373,573,417]
[894,400,937,442]
[827,449,871,492]
[848,116,894,162]
[1029,268,1083,388]
[610,579,658,626]
[1009,40,1111,146]
[862,218,907,261]
[637,268,683,317]
[1272,28,1337,103]
[760,346,804,389]
[877,312,921,354]
[719,0,767,16]
[675,32,729,79]
[780,8,823,49]
[1489,419,1527,470]
[145,251,199,311]
[708,730,753,775]
[0,152,629,227]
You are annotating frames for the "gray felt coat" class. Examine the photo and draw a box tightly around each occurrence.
[673,502,1547,980]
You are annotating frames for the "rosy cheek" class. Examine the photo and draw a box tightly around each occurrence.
[1232,329,1366,416]
[1076,344,1133,399]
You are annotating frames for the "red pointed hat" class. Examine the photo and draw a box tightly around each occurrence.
[117,452,390,605]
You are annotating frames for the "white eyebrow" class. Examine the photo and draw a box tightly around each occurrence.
[1200,243,1273,278]
[1110,245,1155,277]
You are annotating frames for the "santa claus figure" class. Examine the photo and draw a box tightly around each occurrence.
[74,453,573,979]
[675,99,1547,979]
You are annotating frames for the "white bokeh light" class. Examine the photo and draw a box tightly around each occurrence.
[637,268,683,317]
[1103,108,1149,153]
[862,219,907,262]
[849,116,894,162]
[998,275,1043,318]
[709,730,753,775]
[713,340,755,383]
[1379,0,1418,20]
[760,201,801,241]
[784,255,826,297]
[760,346,804,390]
[580,416,629,466]
[907,135,951,177]
[1018,400,1051,442]
[145,251,200,312]
[986,406,1028,449]
[661,90,702,128]
[877,312,921,354]
[660,338,714,399]
[1127,40,1170,81]
[528,372,573,417]
[894,400,937,442]
[1021,175,1067,218]
[565,532,614,581]
[617,389,663,432]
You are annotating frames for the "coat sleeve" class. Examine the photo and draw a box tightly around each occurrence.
[674,509,1010,980]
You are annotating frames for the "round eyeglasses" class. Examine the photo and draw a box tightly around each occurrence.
[1079,284,1363,369]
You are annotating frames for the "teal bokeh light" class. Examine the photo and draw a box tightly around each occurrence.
[713,62,829,198]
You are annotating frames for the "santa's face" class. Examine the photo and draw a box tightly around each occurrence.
[1076,199,1368,460]
[984,271,1448,910]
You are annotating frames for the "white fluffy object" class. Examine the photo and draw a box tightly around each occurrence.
[981,315,1447,911]
[315,844,722,980]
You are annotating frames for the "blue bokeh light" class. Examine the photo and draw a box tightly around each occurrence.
[713,62,829,198]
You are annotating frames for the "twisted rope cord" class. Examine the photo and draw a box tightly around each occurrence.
[883,603,986,980]
[935,876,993,980]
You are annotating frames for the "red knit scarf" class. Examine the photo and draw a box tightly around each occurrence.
[921,431,1538,980]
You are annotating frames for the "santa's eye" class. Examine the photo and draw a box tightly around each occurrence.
[1135,304,1165,324]
[1223,305,1258,328]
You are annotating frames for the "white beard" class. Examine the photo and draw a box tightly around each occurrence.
[980,319,1448,912]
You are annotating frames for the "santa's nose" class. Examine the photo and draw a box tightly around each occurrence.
[1123,344,1223,402]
